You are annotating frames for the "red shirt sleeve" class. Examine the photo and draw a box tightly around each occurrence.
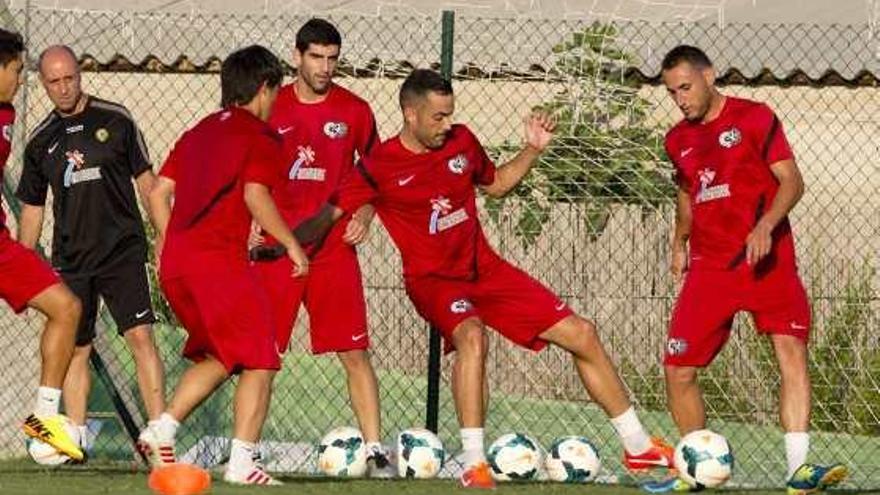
[330,160,378,213]
[664,132,687,190]
[159,135,183,181]
[355,104,379,157]
[752,104,794,166]
[243,133,284,188]
[461,126,495,186]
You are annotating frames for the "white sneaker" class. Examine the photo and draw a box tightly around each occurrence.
[366,444,396,478]
[224,452,282,486]
[137,425,176,468]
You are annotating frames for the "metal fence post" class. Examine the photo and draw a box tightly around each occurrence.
[425,9,455,434]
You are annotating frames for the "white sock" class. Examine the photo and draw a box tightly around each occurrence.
[229,438,257,474]
[34,386,62,417]
[610,406,652,455]
[784,432,809,478]
[155,413,180,442]
[460,428,486,467]
[77,424,88,449]
[366,441,384,454]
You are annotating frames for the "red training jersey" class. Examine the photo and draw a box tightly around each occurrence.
[268,83,377,255]
[333,124,502,280]
[0,103,14,236]
[159,107,283,278]
[665,96,797,271]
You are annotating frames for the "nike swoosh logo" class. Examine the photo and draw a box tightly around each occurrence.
[680,147,693,158]
[398,175,415,186]
[790,321,808,330]
[135,309,150,319]
[351,333,367,342]
[278,126,294,135]
[48,142,59,154]
[554,302,566,311]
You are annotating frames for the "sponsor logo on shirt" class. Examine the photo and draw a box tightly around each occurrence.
[666,338,688,356]
[63,149,102,187]
[289,145,325,181]
[695,167,730,204]
[66,124,84,134]
[95,128,110,143]
[323,121,348,139]
[448,153,468,174]
[429,196,468,234]
[450,298,473,314]
[2,124,12,142]
[718,127,742,148]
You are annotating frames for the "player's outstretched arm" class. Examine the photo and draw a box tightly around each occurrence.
[671,188,692,281]
[17,203,45,249]
[481,111,556,198]
[745,158,804,266]
[244,182,309,277]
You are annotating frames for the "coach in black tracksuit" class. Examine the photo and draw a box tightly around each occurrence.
[15,45,165,455]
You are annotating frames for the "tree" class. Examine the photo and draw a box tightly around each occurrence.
[485,23,675,246]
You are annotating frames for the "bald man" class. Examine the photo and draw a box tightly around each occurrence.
[16,45,165,459]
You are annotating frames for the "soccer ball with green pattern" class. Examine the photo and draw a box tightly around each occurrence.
[396,428,445,478]
[544,436,600,483]
[317,426,367,477]
[673,429,733,488]
[487,433,542,481]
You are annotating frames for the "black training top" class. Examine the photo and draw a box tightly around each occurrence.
[17,95,152,273]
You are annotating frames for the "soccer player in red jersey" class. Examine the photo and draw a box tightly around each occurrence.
[140,45,308,485]
[0,28,83,461]
[653,45,845,494]
[250,19,392,476]
[287,69,674,488]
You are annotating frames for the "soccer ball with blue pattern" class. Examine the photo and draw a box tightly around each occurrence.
[544,436,601,483]
[487,433,542,481]
[673,429,734,488]
[396,428,445,478]
[317,426,367,477]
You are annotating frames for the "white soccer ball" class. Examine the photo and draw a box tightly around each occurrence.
[317,426,368,477]
[396,428,445,478]
[487,433,542,481]
[673,429,734,488]
[544,436,601,483]
[27,437,70,466]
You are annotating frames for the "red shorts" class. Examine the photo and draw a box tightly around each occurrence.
[405,259,573,353]
[0,234,60,313]
[254,247,368,354]
[665,264,811,367]
[160,264,280,374]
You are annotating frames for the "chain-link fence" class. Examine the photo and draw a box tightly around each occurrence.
[0,5,878,490]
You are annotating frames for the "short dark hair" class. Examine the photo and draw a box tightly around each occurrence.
[295,18,342,53]
[0,29,24,68]
[220,45,284,107]
[661,45,713,71]
[399,69,453,109]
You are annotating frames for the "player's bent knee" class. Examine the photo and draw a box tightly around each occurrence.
[125,326,157,353]
[452,321,487,355]
[337,349,371,369]
[665,365,698,385]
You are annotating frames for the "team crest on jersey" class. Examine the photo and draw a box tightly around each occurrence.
[95,128,110,143]
[718,127,742,148]
[2,124,11,142]
[323,121,348,139]
[428,196,469,235]
[666,338,688,356]
[450,298,473,314]
[447,154,468,174]
[695,167,731,204]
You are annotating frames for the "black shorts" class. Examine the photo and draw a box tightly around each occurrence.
[61,250,156,346]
